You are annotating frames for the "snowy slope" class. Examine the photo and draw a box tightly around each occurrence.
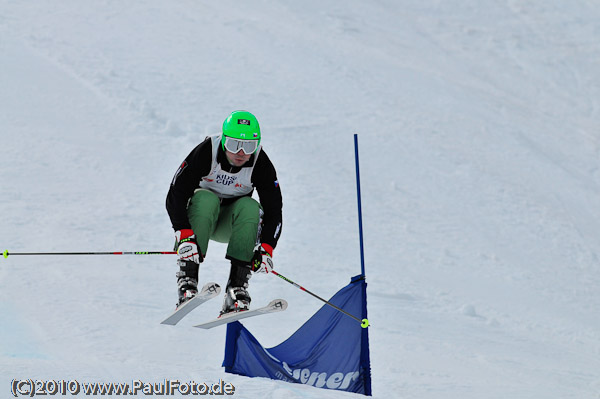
[1,1,600,398]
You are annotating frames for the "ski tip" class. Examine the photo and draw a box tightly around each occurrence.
[202,282,221,295]
[2,250,8,259]
[268,299,288,311]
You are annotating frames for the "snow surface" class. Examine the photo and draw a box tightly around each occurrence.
[1,1,600,398]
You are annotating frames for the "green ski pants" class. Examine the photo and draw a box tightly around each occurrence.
[187,189,261,263]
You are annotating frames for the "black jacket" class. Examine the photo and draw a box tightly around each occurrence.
[166,136,283,249]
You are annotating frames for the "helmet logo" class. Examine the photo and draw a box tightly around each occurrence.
[238,119,251,125]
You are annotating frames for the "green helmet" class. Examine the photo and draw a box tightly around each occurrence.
[221,111,261,152]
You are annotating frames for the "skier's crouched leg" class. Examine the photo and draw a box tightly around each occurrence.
[231,196,261,225]
[188,189,221,219]
[187,189,221,255]
[227,196,261,262]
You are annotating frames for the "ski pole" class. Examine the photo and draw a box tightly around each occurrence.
[3,250,176,259]
[270,270,369,328]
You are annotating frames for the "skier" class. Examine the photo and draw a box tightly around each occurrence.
[166,111,282,315]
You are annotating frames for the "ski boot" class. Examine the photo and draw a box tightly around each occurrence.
[176,259,199,308]
[220,260,252,316]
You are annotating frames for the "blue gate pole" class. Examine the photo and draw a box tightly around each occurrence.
[354,134,366,277]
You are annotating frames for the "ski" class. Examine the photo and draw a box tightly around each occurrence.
[160,282,221,325]
[193,299,288,329]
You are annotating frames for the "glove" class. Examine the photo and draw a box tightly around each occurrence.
[251,243,274,274]
[175,229,201,264]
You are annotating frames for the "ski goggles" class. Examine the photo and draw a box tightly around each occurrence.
[223,136,259,155]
